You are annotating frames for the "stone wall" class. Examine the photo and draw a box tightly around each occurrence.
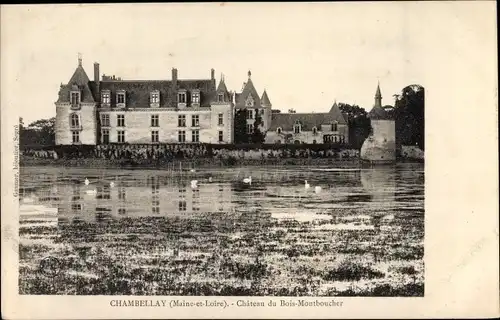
[97,104,233,144]
[360,120,396,162]
[55,103,97,145]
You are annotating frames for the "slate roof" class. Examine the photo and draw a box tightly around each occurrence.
[368,105,392,120]
[269,111,347,131]
[215,78,231,103]
[98,79,216,108]
[57,63,217,108]
[235,78,262,109]
[261,90,272,106]
[57,65,95,103]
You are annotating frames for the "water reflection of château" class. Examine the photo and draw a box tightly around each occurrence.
[56,177,237,225]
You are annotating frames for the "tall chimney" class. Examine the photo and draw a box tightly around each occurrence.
[94,62,100,99]
[172,68,178,89]
[211,68,215,80]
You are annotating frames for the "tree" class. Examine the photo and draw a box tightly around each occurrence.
[251,110,266,144]
[21,117,56,147]
[394,85,425,150]
[338,103,371,149]
[234,109,249,144]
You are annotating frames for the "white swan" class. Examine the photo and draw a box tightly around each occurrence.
[191,180,198,189]
[243,176,252,184]
[314,186,322,194]
[84,178,90,186]
[304,180,310,189]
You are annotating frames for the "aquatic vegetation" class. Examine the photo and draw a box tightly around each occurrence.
[18,164,424,296]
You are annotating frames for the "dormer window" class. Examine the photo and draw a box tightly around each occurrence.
[312,127,318,135]
[177,90,187,107]
[150,90,160,108]
[218,93,224,102]
[116,90,126,108]
[70,91,80,105]
[277,127,282,134]
[294,120,301,134]
[331,121,338,131]
[191,90,200,106]
[101,90,110,106]
[245,95,254,107]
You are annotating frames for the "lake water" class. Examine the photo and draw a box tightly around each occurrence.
[18,163,424,296]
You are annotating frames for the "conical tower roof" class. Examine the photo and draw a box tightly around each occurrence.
[261,89,272,107]
[57,58,95,103]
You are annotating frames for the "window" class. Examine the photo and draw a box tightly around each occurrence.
[178,130,186,142]
[218,113,224,126]
[277,127,282,134]
[101,91,110,105]
[117,114,125,127]
[178,115,186,127]
[150,91,159,104]
[70,113,80,128]
[117,130,125,143]
[294,124,301,134]
[151,130,159,143]
[179,200,187,212]
[218,93,224,102]
[152,206,160,214]
[191,115,199,127]
[332,122,338,131]
[101,114,110,127]
[72,131,80,143]
[246,95,254,107]
[118,187,125,200]
[247,124,254,134]
[218,131,223,142]
[71,203,82,211]
[117,92,125,104]
[192,129,200,143]
[151,114,159,127]
[247,109,254,120]
[313,139,317,144]
[118,208,126,215]
[178,92,187,104]
[102,129,109,144]
[191,91,200,104]
[71,92,80,105]
[312,127,318,135]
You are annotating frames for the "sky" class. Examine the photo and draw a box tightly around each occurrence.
[0,2,493,124]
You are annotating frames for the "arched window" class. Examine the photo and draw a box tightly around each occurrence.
[70,113,80,128]
[294,120,301,134]
[313,139,317,144]
[312,127,317,135]
[294,140,301,145]
[277,127,282,134]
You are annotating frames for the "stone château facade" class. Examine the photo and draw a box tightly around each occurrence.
[55,56,233,145]
[55,56,354,146]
